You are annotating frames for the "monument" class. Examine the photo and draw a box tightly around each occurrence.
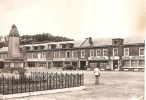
[1,24,25,75]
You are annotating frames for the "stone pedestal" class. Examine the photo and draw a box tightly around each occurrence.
[1,58,26,76]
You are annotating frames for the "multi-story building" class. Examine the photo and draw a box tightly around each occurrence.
[0,35,145,71]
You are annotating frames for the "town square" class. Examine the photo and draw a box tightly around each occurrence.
[0,0,145,100]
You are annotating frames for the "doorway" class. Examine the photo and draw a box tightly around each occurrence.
[113,60,118,70]
[48,62,51,69]
[80,61,86,70]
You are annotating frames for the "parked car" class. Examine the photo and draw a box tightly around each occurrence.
[62,64,76,70]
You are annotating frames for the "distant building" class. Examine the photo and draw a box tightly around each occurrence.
[0,35,145,71]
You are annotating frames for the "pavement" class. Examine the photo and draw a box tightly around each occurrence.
[2,68,144,100]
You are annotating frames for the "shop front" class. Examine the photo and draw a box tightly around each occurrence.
[53,58,78,68]
[122,56,145,71]
[88,56,109,70]
[27,58,47,68]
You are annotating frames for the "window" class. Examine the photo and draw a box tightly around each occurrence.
[139,60,144,67]
[42,52,45,58]
[66,51,70,58]
[81,50,85,58]
[123,60,130,66]
[66,44,70,48]
[103,49,108,56]
[124,48,129,56]
[28,53,31,58]
[54,52,57,58]
[59,52,63,58]
[72,51,76,57]
[113,41,118,45]
[32,53,35,58]
[113,48,118,56]
[90,50,94,57]
[48,52,51,58]
[38,53,41,58]
[96,49,101,56]
[131,60,137,67]
[139,48,144,56]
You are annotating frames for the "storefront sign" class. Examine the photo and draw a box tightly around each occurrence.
[88,56,109,60]
[122,56,145,60]
[0,59,4,61]
[27,58,46,61]
[53,58,78,61]
[110,56,119,60]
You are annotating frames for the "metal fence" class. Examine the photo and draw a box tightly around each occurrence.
[0,72,84,95]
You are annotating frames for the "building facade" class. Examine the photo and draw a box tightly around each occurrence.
[0,36,145,71]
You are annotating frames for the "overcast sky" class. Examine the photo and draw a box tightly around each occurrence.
[0,0,145,40]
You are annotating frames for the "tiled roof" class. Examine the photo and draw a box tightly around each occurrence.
[80,35,145,47]
[0,35,144,53]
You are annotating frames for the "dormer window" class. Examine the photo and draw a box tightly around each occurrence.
[51,44,57,49]
[66,44,70,48]
[114,41,118,45]
[23,46,31,51]
[33,46,38,50]
[39,45,45,50]
[66,43,74,48]
[112,38,123,45]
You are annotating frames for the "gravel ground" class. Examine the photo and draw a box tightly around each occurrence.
[6,69,144,100]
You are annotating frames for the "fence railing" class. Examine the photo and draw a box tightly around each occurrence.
[0,72,84,95]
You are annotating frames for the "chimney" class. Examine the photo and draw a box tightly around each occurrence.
[89,37,92,43]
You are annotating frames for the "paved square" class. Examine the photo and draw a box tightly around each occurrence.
[6,69,144,100]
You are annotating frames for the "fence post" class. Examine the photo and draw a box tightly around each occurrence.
[21,76,22,93]
[29,76,30,92]
[49,74,51,90]
[61,73,63,89]
[56,72,57,89]
[68,74,69,88]
[40,73,41,91]
[12,76,13,94]
[33,73,34,92]
[25,76,26,92]
[47,72,48,90]
[82,73,84,86]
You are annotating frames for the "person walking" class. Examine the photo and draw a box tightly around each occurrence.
[94,65,100,84]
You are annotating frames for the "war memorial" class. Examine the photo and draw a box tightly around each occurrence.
[0,25,84,99]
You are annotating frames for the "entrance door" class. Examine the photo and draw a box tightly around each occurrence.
[48,62,51,69]
[80,61,86,70]
[113,60,118,70]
